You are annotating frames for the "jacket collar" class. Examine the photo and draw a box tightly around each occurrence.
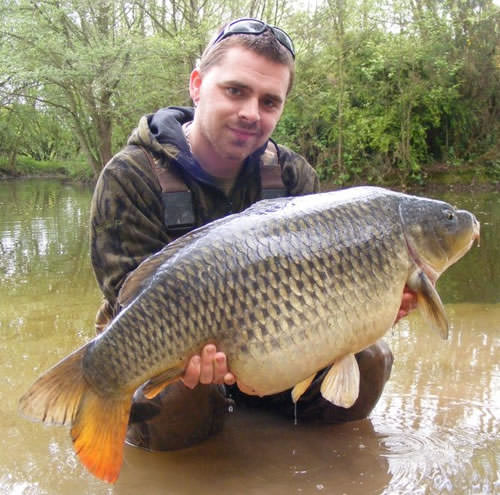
[146,106,268,189]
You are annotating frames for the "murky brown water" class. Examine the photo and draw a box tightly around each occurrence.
[0,179,498,494]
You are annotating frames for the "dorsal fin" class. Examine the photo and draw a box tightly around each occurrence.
[118,250,172,308]
[117,214,239,307]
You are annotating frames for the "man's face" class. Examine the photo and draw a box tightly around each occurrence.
[189,46,290,174]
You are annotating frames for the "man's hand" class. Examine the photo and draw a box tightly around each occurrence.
[182,344,236,389]
[394,285,418,324]
[182,344,259,395]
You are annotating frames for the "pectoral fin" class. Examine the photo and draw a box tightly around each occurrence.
[291,373,316,403]
[142,367,183,399]
[407,270,449,339]
[320,353,360,408]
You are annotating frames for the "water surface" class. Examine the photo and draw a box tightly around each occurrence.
[0,180,498,494]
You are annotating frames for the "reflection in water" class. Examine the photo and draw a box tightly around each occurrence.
[373,305,499,494]
[0,180,498,494]
[115,412,392,495]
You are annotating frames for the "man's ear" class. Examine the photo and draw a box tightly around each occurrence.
[189,69,202,106]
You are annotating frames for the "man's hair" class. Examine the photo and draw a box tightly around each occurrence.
[199,28,295,95]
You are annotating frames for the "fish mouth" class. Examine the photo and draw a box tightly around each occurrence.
[472,216,481,246]
[452,214,480,261]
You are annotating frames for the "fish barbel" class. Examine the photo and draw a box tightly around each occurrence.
[19,186,480,482]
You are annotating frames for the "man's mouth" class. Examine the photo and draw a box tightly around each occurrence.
[229,127,258,140]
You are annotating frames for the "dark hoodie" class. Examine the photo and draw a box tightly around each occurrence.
[90,106,319,310]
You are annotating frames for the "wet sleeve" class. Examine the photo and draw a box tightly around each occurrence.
[278,145,320,195]
[89,154,169,306]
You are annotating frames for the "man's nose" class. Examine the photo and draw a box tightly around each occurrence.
[238,98,260,123]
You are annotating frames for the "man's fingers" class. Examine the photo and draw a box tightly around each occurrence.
[182,344,235,388]
[182,355,201,389]
[401,290,418,313]
[213,352,228,383]
[200,344,216,384]
[394,287,419,324]
[224,372,236,386]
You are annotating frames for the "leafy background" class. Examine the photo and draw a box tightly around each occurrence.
[0,0,498,186]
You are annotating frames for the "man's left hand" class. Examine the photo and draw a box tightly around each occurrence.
[394,286,418,324]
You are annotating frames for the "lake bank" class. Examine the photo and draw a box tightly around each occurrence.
[1,155,499,192]
[0,155,93,182]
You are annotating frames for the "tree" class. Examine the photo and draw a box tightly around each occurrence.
[1,0,292,175]
[0,0,498,182]
[1,1,147,174]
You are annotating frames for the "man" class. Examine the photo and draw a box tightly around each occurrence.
[90,18,415,451]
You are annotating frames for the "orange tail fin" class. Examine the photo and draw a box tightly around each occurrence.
[71,390,131,483]
[19,344,132,483]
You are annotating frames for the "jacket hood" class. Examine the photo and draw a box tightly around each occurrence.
[127,106,192,155]
[127,106,269,188]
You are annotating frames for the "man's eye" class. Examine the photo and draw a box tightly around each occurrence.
[226,87,242,96]
[263,99,277,108]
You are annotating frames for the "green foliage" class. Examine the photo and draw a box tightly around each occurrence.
[275,0,499,186]
[0,0,498,185]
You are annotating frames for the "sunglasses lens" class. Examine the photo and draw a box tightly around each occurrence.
[213,18,295,59]
[227,19,265,35]
[271,27,295,56]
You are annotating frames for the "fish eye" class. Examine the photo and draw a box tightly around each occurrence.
[444,209,455,221]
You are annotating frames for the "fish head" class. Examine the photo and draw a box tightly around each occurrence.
[399,196,480,281]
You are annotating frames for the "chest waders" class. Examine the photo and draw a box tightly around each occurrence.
[142,144,288,238]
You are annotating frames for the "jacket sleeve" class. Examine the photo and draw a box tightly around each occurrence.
[278,145,320,195]
[89,149,169,307]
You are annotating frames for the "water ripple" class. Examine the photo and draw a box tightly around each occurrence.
[373,394,499,494]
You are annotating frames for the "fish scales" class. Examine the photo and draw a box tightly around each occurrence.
[88,191,407,395]
[19,186,480,483]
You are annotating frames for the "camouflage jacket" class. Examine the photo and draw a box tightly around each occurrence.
[90,106,319,311]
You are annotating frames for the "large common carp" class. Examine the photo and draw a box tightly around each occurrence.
[19,186,479,483]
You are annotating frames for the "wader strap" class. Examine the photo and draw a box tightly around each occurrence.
[142,142,287,233]
[260,143,287,199]
[141,148,195,236]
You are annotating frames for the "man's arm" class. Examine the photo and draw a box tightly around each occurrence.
[90,152,169,307]
[279,145,320,195]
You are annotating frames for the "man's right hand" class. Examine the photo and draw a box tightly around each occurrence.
[182,344,236,389]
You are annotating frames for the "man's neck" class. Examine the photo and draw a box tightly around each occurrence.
[187,122,244,180]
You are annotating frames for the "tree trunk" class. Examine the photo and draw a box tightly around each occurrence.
[97,112,113,168]
[7,149,17,170]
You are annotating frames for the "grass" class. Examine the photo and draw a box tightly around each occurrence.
[0,155,94,182]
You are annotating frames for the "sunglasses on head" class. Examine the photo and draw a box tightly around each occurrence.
[211,18,295,59]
